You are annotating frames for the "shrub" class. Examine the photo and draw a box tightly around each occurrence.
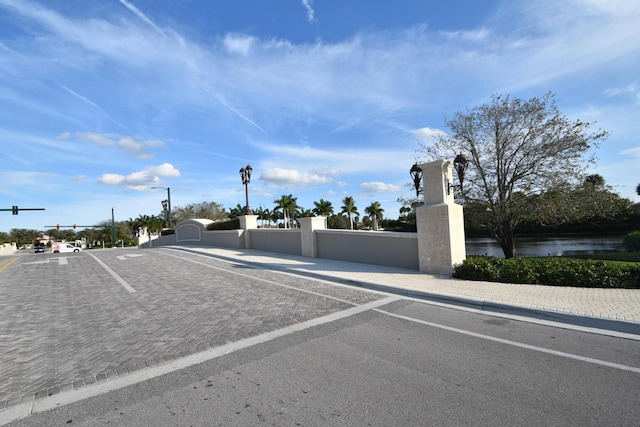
[207,218,240,230]
[453,256,640,288]
[623,231,640,252]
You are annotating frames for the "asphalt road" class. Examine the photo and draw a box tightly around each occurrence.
[1,248,639,426]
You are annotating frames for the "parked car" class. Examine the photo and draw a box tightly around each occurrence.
[34,246,45,253]
[51,243,82,253]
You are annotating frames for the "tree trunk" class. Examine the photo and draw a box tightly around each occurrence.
[494,223,516,258]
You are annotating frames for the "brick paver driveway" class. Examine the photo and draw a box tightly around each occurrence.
[0,247,384,410]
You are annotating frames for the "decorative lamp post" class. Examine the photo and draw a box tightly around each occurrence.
[151,187,172,228]
[410,163,423,197]
[447,153,469,195]
[161,199,169,228]
[239,164,253,215]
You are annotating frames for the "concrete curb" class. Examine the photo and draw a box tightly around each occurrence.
[168,246,640,337]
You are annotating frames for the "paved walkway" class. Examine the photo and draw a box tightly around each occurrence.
[172,246,640,335]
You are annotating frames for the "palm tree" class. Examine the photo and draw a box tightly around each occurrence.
[313,199,334,217]
[299,208,314,218]
[364,201,385,231]
[274,194,299,229]
[340,196,359,230]
[228,203,244,219]
[254,206,266,227]
[270,209,282,227]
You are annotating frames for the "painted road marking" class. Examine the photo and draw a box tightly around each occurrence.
[22,257,68,266]
[116,254,147,260]
[376,309,640,374]
[0,256,20,272]
[86,252,136,293]
[0,296,398,425]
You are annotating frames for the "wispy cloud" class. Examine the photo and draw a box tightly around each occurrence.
[604,82,638,98]
[301,0,315,22]
[57,84,128,129]
[58,132,164,159]
[117,0,165,36]
[260,168,332,186]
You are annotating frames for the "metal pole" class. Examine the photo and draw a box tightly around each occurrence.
[167,187,172,228]
[111,208,116,247]
[244,183,250,214]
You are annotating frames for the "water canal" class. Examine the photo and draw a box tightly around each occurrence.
[465,234,627,258]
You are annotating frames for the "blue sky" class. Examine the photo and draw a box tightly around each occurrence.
[1,0,639,232]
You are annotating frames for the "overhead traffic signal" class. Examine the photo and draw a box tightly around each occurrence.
[12,205,18,215]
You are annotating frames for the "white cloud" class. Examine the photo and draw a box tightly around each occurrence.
[413,127,446,141]
[223,34,256,55]
[145,163,181,177]
[59,132,164,159]
[98,163,180,190]
[260,168,332,186]
[360,182,401,193]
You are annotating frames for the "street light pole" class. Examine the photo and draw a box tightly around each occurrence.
[239,165,253,215]
[111,207,116,247]
[151,186,172,228]
[161,199,169,228]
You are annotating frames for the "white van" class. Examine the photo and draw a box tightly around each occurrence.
[52,243,82,253]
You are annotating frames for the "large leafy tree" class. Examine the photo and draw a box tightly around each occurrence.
[421,92,608,258]
[525,174,632,226]
[171,201,227,223]
[9,228,41,247]
[340,196,359,230]
[364,201,385,231]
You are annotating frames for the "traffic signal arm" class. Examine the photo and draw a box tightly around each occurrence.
[1,207,45,215]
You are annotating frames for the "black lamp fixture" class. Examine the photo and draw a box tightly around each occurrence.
[161,199,169,228]
[447,153,469,195]
[410,163,423,197]
[239,164,253,215]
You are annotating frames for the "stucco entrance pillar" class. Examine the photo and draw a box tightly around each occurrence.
[300,216,326,257]
[239,215,258,249]
[415,160,466,275]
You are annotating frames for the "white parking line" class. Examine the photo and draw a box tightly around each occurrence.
[86,252,136,293]
[376,309,640,374]
[0,296,397,425]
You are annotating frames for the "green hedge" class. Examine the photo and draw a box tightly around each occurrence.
[623,231,640,252]
[206,218,240,230]
[453,256,640,288]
